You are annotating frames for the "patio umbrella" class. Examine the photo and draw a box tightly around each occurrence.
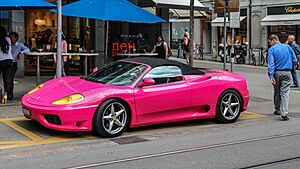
[55,0,165,23]
[0,0,55,9]
[52,0,165,67]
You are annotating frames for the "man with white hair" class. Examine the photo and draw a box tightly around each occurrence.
[268,34,298,120]
[287,35,300,88]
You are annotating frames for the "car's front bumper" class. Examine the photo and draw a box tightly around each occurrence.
[22,97,99,132]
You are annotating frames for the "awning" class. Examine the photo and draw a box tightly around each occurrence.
[261,14,300,26]
[211,16,246,27]
[169,8,208,19]
[137,0,210,20]
[152,0,209,11]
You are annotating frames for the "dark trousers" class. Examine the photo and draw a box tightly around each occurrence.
[0,59,13,96]
[8,62,17,100]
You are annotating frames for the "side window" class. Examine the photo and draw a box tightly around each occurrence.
[143,66,183,85]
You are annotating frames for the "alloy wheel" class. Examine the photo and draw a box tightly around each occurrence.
[220,93,241,120]
[102,102,127,135]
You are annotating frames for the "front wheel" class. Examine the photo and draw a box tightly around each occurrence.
[216,90,242,123]
[93,99,130,138]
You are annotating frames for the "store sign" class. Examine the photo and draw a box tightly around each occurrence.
[285,6,300,14]
[268,5,300,15]
[112,42,135,56]
[214,0,239,14]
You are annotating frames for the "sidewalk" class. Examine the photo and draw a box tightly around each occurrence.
[171,49,268,67]
[0,76,53,118]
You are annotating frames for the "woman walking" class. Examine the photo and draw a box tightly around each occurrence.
[151,35,168,59]
[0,26,13,104]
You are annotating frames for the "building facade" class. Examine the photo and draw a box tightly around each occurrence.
[1,0,170,77]
[210,0,300,55]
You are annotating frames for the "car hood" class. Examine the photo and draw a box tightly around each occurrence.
[26,76,111,105]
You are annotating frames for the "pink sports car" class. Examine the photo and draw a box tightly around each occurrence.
[22,57,249,138]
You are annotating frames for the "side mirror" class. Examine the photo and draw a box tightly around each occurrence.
[138,78,155,87]
[92,67,99,73]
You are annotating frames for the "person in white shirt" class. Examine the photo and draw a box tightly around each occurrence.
[9,32,30,100]
[0,26,13,103]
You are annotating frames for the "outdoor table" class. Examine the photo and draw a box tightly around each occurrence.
[63,53,99,76]
[26,52,98,85]
[26,52,55,85]
[116,53,158,57]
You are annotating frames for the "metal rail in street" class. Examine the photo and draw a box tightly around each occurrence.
[66,131,300,169]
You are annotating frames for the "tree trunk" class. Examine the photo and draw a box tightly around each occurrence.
[189,0,195,67]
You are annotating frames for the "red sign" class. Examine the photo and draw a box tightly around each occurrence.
[112,42,135,56]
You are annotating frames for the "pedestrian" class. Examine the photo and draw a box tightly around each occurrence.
[183,32,190,59]
[54,33,68,77]
[0,26,13,104]
[151,35,169,59]
[136,33,148,53]
[267,34,298,121]
[287,35,300,88]
[9,32,30,100]
[84,26,91,50]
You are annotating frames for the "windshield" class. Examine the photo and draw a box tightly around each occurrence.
[84,61,148,86]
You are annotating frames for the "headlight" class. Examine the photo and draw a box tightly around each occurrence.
[27,84,44,94]
[52,94,85,105]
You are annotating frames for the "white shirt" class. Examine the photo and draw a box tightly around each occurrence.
[0,37,13,61]
[11,41,30,62]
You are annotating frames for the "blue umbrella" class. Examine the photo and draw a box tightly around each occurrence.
[52,0,165,66]
[0,0,55,9]
[53,0,165,23]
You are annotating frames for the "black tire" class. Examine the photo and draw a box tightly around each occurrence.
[93,99,130,138]
[216,90,242,123]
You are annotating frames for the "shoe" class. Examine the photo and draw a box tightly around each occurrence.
[281,116,289,121]
[274,111,281,115]
[2,94,7,104]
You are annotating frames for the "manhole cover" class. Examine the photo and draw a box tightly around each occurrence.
[110,135,149,145]
[250,97,272,102]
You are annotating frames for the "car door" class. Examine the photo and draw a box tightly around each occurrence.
[134,66,191,125]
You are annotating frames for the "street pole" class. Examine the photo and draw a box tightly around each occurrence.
[231,28,234,72]
[56,0,62,78]
[189,0,195,67]
[105,21,109,65]
[223,0,228,70]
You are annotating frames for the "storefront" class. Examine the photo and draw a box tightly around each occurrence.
[108,21,161,61]
[24,0,96,75]
[261,5,300,44]
[212,9,248,46]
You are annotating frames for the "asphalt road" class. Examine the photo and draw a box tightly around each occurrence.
[1,58,300,169]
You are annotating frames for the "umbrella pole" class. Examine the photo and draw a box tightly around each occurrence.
[56,0,62,78]
[105,21,109,65]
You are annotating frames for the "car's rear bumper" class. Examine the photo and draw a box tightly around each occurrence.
[22,98,98,132]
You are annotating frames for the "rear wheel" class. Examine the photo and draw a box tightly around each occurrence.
[93,99,129,138]
[216,90,242,123]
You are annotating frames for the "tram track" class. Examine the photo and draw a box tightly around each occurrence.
[241,156,300,169]
[66,131,300,169]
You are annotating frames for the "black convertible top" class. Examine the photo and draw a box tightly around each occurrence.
[121,57,205,75]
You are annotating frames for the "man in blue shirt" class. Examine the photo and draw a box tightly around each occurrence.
[9,32,30,100]
[268,34,298,121]
[287,35,300,88]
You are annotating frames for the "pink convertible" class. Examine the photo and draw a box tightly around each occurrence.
[22,57,249,137]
